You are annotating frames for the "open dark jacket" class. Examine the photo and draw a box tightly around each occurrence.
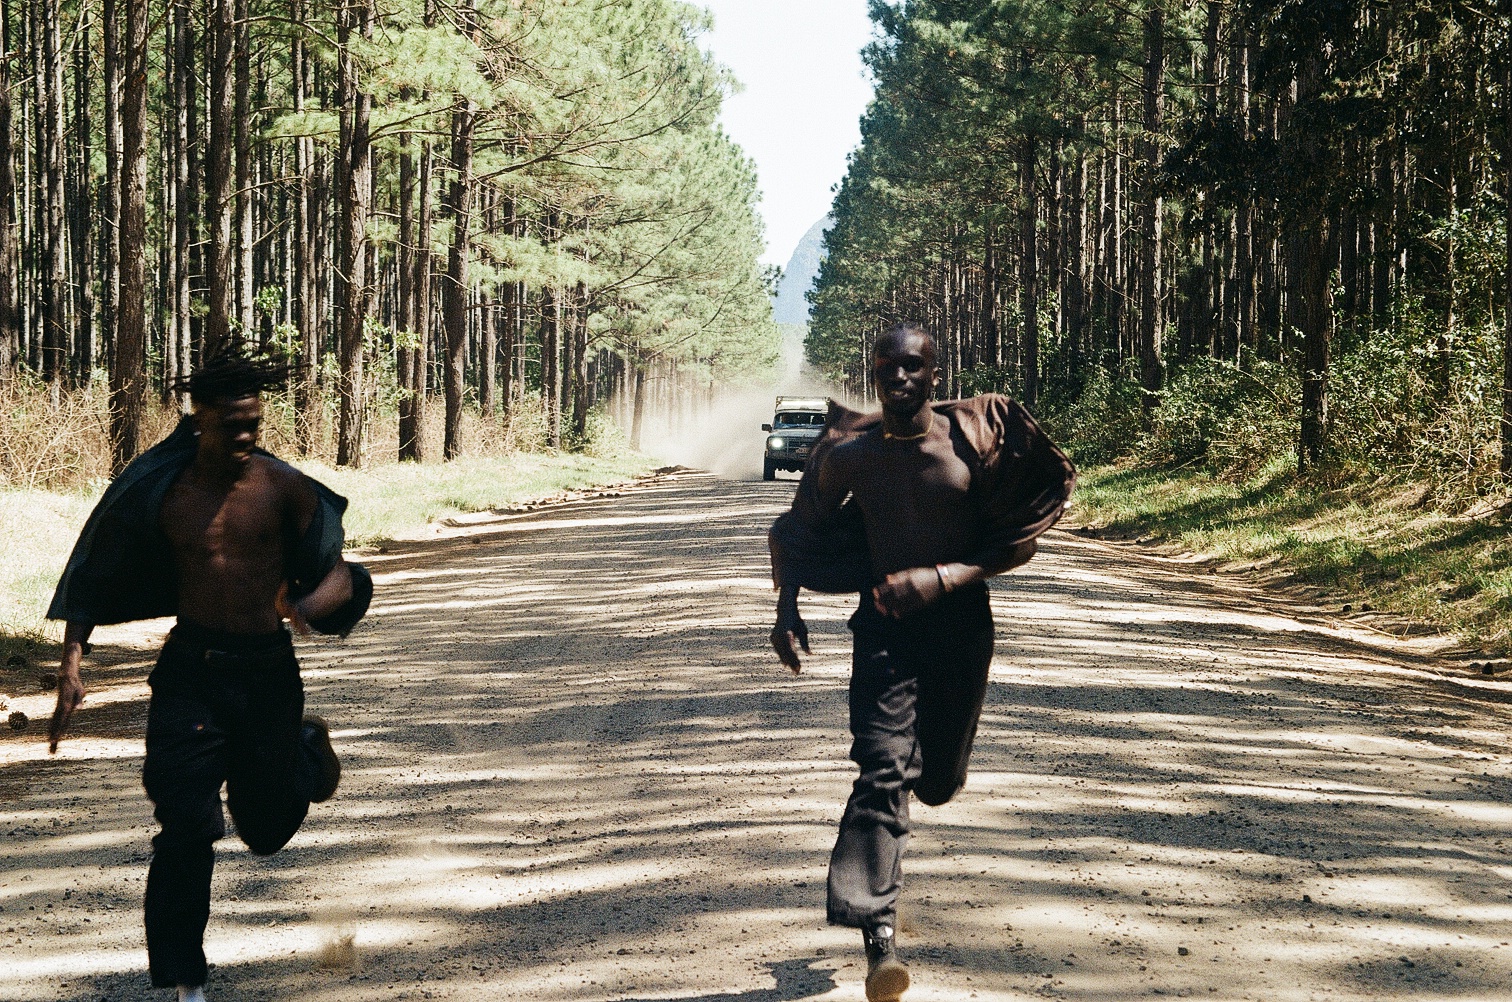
[48,416,371,636]
[769,393,1076,594]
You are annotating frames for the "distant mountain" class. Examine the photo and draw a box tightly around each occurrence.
[772,215,831,326]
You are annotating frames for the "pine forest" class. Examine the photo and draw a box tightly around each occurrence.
[811,0,1512,501]
[0,0,779,482]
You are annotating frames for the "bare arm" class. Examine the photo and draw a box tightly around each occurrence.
[278,559,354,635]
[272,468,355,635]
[48,621,94,753]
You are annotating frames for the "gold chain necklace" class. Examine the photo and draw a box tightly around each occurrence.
[883,428,929,441]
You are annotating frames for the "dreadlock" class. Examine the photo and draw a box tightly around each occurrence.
[173,342,292,405]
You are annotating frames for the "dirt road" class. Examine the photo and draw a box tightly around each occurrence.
[5,471,1512,1001]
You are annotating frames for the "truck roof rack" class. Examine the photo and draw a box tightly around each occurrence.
[774,396,831,411]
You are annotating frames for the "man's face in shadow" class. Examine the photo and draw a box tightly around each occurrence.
[193,395,262,470]
[872,329,940,417]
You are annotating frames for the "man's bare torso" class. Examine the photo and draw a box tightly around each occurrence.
[819,411,980,579]
[161,455,315,635]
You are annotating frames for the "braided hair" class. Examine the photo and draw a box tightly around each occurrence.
[174,343,291,405]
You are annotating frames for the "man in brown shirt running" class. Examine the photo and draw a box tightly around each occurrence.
[48,348,372,1002]
[768,322,1074,1001]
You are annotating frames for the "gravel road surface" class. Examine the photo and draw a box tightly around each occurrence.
[5,471,1512,1001]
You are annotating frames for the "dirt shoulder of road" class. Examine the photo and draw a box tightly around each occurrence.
[1070,461,1512,660]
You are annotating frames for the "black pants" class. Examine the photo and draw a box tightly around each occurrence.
[826,584,994,930]
[142,623,323,988]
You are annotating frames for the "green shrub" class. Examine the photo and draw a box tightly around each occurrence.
[1141,356,1298,477]
[1328,312,1502,501]
[1041,361,1144,467]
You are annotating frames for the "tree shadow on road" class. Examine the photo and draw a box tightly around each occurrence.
[8,474,1512,1001]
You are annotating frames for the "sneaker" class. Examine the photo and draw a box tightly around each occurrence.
[302,716,341,803]
[864,924,909,1001]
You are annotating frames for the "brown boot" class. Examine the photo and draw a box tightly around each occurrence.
[864,925,909,1002]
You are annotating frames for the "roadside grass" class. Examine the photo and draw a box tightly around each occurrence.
[0,488,99,665]
[0,451,655,659]
[292,451,652,546]
[1073,455,1512,653]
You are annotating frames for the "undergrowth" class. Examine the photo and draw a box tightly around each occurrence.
[1044,313,1512,653]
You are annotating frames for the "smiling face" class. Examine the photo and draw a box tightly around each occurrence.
[872,326,940,417]
[193,395,263,471]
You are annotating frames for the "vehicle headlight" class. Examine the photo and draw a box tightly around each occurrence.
[767,436,785,450]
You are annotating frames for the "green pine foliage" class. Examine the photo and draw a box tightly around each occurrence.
[809,0,1512,505]
[0,0,779,473]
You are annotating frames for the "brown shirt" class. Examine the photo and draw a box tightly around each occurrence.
[769,394,1076,593]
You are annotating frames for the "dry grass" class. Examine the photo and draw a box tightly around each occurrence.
[0,378,563,493]
[0,381,650,648]
[0,488,97,636]
[0,378,180,492]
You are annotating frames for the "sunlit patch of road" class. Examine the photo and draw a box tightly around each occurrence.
[4,471,1512,1001]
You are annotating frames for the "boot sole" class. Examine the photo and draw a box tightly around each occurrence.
[866,962,910,1002]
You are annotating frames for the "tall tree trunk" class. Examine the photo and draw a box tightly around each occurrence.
[476,194,497,417]
[1500,57,1512,479]
[290,0,317,448]
[412,142,433,458]
[234,0,253,335]
[1019,132,1039,409]
[630,358,646,450]
[397,130,420,460]
[542,282,561,448]
[569,282,589,442]
[441,97,476,460]
[0,0,18,381]
[1108,94,1125,351]
[36,0,64,394]
[205,0,235,353]
[158,13,176,401]
[1066,130,1087,357]
[499,199,519,412]
[172,0,194,407]
[439,0,477,459]
[982,222,999,369]
[335,0,373,466]
[110,0,149,473]
[1298,220,1333,472]
[1372,147,1393,331]
[70,16,95,389]
[1295,52,1331,473]
[1137,2,1166,403]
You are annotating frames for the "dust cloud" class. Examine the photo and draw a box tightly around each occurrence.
[636,326,857,480]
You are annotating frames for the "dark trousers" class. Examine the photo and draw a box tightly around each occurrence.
[827,584,994,930]
[142,623,322,988]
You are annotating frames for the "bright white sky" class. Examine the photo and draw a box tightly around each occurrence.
[696,1,876,268]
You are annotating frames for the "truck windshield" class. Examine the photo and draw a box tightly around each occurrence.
[774,412,824,427]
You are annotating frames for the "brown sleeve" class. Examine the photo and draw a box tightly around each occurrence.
[767,403,876,594]
[953,394,1076,570]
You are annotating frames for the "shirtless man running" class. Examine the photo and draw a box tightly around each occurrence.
[48,348,372,1002]
[768,322,1075,1001]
